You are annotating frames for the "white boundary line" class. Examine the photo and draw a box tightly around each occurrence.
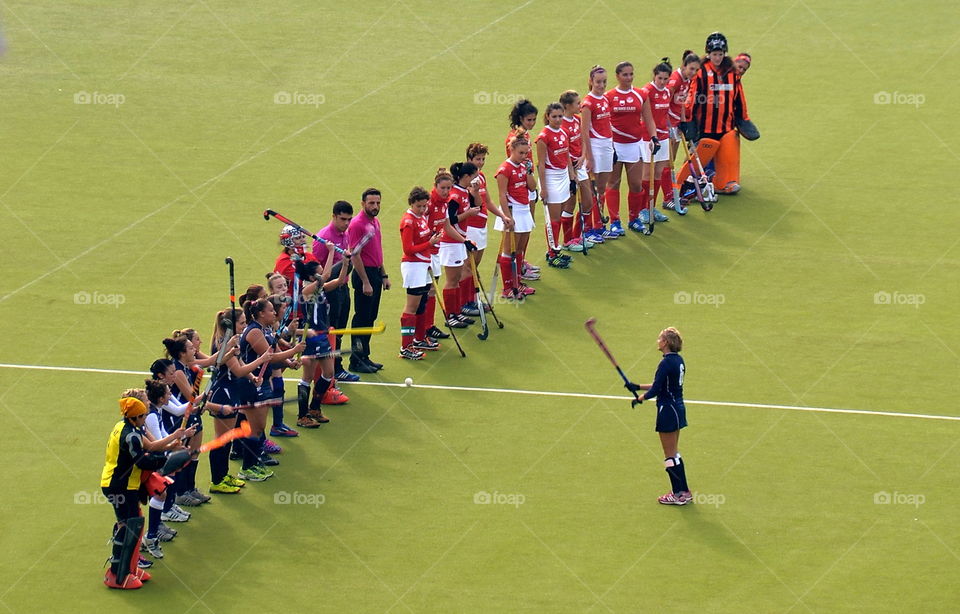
[1,362,957,423]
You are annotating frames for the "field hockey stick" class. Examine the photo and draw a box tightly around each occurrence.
[679,138,708,211]
[430,277,465,357]
[584,318,641,408]
[263,209,348,256]
[487,250,500,305]
[644,151,655,236]
[542,200,561,253]
[573,175,588,257]
[467,251,489,340]
[508,230,523,301]
[690,143,717,204]
[197,421,252,454]
[473,254,503,328]
[328,323,385,336]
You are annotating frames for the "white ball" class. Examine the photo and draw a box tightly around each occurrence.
[404,377,413,387]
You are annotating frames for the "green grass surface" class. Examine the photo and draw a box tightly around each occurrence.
[1,1,958,612]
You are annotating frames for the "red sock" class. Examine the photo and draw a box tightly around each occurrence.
[573,214,583,238]
[425,294,436,328]
[414,307,428,342]
[591,205,601,229]
[499,255,513,290]
[627,191,643,221]
[458,277,472,309]
[400,313,416,348]
[640,182,650,214]
[549,219,562,250]
[442,288,459,318]
[660,167,674,201]
[604,188,620,221]
[561,214,574,243]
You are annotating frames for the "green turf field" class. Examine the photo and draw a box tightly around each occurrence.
[1,1,958,611]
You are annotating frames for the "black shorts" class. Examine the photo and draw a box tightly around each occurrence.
[655,403,687,433]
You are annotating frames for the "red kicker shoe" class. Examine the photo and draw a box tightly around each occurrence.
[322,387,349,405]
[104,569,143,590]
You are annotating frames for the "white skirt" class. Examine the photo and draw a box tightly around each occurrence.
[590,137,614,173]
[640,140,670,163]
[543,167,571,204]
[465,226,488,250]
[400,261,431,288]
[429,253,441,278]
[496,203,534,233]
[438,242,467,268]
[613,139,641,164]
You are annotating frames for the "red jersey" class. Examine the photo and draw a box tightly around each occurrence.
[561,115,583,160]
[274,250,318,288]
[439,184,471,244]
[667,69,692,124]
[399,209,433,264]
[467,171,489,229]
[428,188,448,254]
[495,158,529,205]
[639,82,671,139]
[605,87,648,143]
[535,125,569,170]
[505,129,534,163]
[580,92,612,139]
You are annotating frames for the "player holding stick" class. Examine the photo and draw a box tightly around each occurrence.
[637,59,674,227]
[664,51,701,214]
[494,132,538,298]
[426,170,455,341]
[464,143,513,313]
[536,102,575,268]
[580,65,618,241]
[559,89,599,250]
[438,162,482,327]
[398,186,441,359]
[624,327,692,506]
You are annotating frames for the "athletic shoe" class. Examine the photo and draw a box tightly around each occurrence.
[175,493,203,507]
[501,289,518,301]
[367,358,384,370]
[653,209,670,223]
[679,490,694,504]
[609,220,626,236]
[137,556,154,569]
[662,199,676,211]
[521,269,540,281]
[160,507,189,523]
[307,409,330,424]
[562,239,584,252]
[628,218,646,233]
[255,463,275,479]
[142,536,164,559]
[719,181,740,194]
[517,284,536,296]
[322,387,349,405]
[657,492,687,506]
[104,569,143,590]
[259,453,279,467]
[584,231,602,246]
[238,467,268,482]
[460,303,481,317]
[296,415,323,429]
[427,326,450,340]
[399,346,425,360]
[171,504,191,518]
[456,315,475,325]
[188,488,212,503]
[335,369,361,383]
[157,522,177,539]
[523,260,540,273]
[638,209,650,224]
[270,424,299,438]
[412,338,440,351]
[263,439,282,454]
[445,315,468,329]
[558,252,572,262]
[600,228,619,240]
[210,479,241,494]
[225,474,245,488]
[546,253,570,269]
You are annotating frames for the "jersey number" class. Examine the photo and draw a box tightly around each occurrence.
[678,363,685,387]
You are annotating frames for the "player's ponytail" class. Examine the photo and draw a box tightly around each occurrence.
[681,50,699,66]
[508,130,529,151]
[559,90,578,107]
[654,57,672,76]
[588,64,606,87]
[162,337,188,360]
[543,101,563,123]
[243,297,271,323]
[508,98,538,129]
[450,162,478,184]
[149,358,173,379]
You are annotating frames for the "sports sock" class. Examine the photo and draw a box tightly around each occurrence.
[560,211,575,243]
[147,497,163,538]
[591,204,601,230]
[424,294,437,328]
[627,191,643,221]
[183,459,197,491]
[458,277,472,309]
[400,313,416,348]
[311,375,332,409]
[209,445,228,484]
[297,382,310,418]
[660,167,674,202]
[499,255,513,290]
[549,219,562,249]
[640,182,650,214]
[604,188,620,221]
[271,376,285,426]
[414,309,428,342]
[664,457,683,495]
[443,288,459,318]
[675,453,689,492]
[241,437,260,471]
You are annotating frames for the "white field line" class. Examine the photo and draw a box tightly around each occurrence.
[0,362,957,423]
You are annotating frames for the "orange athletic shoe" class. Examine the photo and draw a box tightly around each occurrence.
[322,388,349,405]
[104,569,143,590]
